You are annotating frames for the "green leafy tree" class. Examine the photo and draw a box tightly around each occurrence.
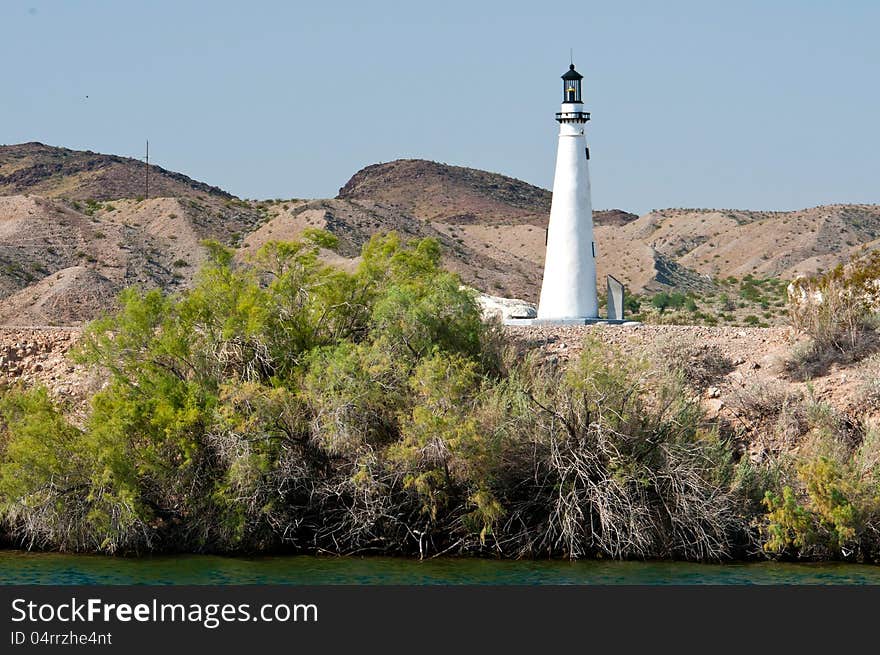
[0,388,149,552]
[390,352,502,544]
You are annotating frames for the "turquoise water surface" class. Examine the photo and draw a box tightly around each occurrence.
[1,551,879,584]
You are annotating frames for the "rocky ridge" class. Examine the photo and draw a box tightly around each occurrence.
[2,144,880,325]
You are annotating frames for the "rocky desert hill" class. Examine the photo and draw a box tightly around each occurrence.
[2,143,880,326]
[238,197,540,299]
[337,159,639,227]
[606,205,880,284]
[330,159,644,299]
[337,159,880,301]
[338,159,552,225]
[0,143,266,325]
[0,142,232,201]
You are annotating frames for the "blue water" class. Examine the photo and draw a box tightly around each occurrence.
[1,551,879,584]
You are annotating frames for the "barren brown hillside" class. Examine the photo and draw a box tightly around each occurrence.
[612,206,880,282]
[0,192,262,325]
[335,159,880,299]
[337,158,637,228]
[0,142,232,201]
[2,144,880,325]
[240,198,543,299]
[338,159,552,225]
[460,203,880,300]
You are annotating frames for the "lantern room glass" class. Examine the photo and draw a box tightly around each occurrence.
[564,78,581,103]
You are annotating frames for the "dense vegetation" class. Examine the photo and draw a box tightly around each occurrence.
[0,232,879,561]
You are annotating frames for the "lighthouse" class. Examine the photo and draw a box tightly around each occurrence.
[535,63,599,321]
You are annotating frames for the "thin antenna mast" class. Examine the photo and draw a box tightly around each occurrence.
[570,48,573,65]
[145,139,150,200]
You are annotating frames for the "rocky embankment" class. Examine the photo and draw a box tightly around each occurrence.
[0,328,78,381]
[0,328,96,417]
[1,323,873,441]
[506,323,880,459]
[507,324,800,417]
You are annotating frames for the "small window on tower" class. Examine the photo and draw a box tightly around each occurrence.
[592,242,596,258]
[585,147,590,160]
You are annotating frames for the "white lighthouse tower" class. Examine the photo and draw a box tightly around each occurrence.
[536,63,599,321]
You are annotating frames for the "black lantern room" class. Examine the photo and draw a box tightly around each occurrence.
[562,64,583,104]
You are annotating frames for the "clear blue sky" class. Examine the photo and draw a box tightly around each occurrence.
[2,0,878,214]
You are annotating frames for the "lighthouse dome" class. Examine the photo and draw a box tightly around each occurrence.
[562,64,583,80]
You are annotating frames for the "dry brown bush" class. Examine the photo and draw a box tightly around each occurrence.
[787,251,880,379]
[654,334,734,392]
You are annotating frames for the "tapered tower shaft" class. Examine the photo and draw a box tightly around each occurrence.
[536,64,598,320]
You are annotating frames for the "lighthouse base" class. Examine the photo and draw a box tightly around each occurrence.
[503,318,640,327]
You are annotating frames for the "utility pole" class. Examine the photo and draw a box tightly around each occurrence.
[145,139,150,200]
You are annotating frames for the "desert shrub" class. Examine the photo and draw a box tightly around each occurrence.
[482,340,742,561]
[763,453,880,559]
[740,280,763,303]
[625,295,641,314]
[733,457,785,518]
[0,388,151,553]
[389,352,502,550]
[786,251,880,378]
[301,342,406,457]
[760,418,880,560]
[0,328,748,560]
[856,354,880,410]
[205,381,315,550]
[762,486,816,554]
[650,291,687,315]
[728,380,800,428]
[15,228,869,561]
[668,292,687,310]
[650,292,670,313]
[726,381,864,457]
[718,294,736,312]
[653,334,734,392]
